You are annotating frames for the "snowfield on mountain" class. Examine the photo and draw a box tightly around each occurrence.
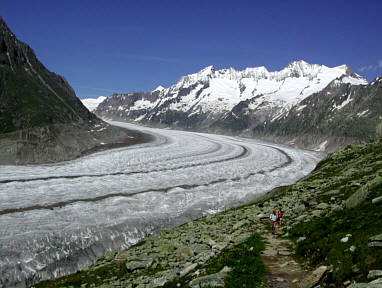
[95,60,366,121]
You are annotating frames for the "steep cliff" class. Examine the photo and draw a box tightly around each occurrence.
[0,17,150,164]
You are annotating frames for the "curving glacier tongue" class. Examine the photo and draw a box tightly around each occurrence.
[0,122,323,287]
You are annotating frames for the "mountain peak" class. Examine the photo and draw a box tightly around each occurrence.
[153,85,166,92]
[198,65,215,76]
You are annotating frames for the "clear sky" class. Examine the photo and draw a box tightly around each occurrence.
[1,0,381,99]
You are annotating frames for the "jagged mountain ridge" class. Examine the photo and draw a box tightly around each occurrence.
[96,61,366,124]
[94,61,377,151]
[0,17,149,164]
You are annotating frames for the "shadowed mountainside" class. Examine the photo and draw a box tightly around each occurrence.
[0,17,151,164]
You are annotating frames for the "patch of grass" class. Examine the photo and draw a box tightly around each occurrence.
[205,233,266,287]
[163,233,266,288]
[290,183,382,287]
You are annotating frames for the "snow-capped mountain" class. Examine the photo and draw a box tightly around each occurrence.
[81,96,107,111]
[95,61,381,151]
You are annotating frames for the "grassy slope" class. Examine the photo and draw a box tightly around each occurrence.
[288,140,382,286]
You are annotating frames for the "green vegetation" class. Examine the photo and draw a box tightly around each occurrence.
[290,187,382,286]
[286,139,382,287]
[163,234,266,288]
[204,234,265,287]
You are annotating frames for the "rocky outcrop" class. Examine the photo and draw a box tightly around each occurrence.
[253,77,382,152]
[0,121,151,164]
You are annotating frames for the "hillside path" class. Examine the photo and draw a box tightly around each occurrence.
[260,228,308,288]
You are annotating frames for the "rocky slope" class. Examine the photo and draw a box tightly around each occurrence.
[0,17,150,164]
[239,77,382,151]
[33,138,382,287]
[93,62,380,152]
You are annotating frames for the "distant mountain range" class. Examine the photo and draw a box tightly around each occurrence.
[93,61,381,151]
[0,17,148,164]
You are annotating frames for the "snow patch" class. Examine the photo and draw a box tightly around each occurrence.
[296,105,307,111]
[153,85,166,92]
[357,109,369,117]
[81,96,107,111]
[333,94,353,110]
[315,140,328,152]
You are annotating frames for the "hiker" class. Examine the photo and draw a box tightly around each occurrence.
[277,208,283,227]
[269,209,278,233]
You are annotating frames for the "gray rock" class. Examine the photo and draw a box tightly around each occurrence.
[179,263,198,277]
[369,242,382,248]
[298,265,328,288]
[278,250,292,256]
[311,210,324,217]
[188,266,232,288]
[296,215,308,222]
[331,204,342,212]
[341,236,350,243]
[316,203,330,210]
[350,183,362,187]
[368,270,382,280]
[323,190,340,196]
[296,204,306,213]
[348,277,382,288]
[372,196,382,204]
[297,237,306,243]
[369,234,382,242]
[371,278,382,284]
[345,186,368,208]
[125,258,153,272]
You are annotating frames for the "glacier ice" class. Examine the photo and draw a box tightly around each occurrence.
[0,122,323,287]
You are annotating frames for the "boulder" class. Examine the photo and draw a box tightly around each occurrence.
[278,250,292,256]
[298,265,328,288]
[296,215,308,222]
[311,210,324,217]
[372,196,382,204]
[179,263,198,277]
[126,258,154,272]
[341,236,350,243]
[188,266,232,288]
[348,277,382,288]
[316,203,330,210]
[345,186,368,208]
[297,237,306,243]
[369,234,382,248]
[369,234,382,242]
[368,270,382,280]
[368,242,382,248]
[346,176,382,208]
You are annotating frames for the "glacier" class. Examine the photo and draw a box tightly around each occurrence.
[0,122,323,287]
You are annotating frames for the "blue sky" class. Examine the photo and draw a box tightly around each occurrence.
[1,0,381,99]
